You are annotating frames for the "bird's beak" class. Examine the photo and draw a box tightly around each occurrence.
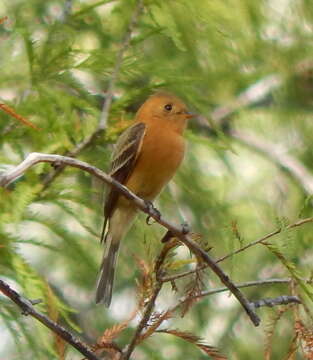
[185,112,196,119]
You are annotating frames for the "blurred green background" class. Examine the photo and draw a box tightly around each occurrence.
[1,0,313,359]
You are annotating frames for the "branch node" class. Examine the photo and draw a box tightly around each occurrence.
[145,200,161,225]
[181,221,191,235]
[30,298,43,306]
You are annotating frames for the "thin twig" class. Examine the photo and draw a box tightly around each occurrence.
[182,278,292,300]
[0,152,260,326]
[171,279,305,315]
[217,217,313,263]
[42,0,144,188]
[250,295,301,309]
[161,217,313,283]
[172,279,289,312]
[0,279,100,360]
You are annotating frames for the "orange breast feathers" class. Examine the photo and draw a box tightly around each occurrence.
[125,121,185,200]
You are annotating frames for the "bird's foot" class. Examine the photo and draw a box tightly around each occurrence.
[145,200,161,225]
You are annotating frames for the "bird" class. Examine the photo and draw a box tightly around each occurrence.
[96,92,194,306]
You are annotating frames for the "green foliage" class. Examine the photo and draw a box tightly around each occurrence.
[1,0,313,359]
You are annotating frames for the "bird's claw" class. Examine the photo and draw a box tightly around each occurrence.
[145,201,161,225]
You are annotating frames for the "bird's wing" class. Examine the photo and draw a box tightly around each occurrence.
[101,122,146,242]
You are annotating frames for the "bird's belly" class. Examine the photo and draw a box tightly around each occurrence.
[126,133,185,200]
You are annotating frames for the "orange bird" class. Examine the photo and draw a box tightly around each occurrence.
[96,92,193,306]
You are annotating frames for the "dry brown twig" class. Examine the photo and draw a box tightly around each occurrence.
[156,329,227,360]
[93,308,138,359]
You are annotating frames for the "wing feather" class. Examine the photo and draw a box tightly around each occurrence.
[101,122,146,242]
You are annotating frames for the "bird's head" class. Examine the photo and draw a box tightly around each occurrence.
[135,92,194,134]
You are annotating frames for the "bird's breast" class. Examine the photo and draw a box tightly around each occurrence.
[125,125,185,200]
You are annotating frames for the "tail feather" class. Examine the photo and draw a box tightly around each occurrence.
[96,234,120,306]
[96,206,137,306]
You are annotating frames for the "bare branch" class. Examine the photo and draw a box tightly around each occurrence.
[0,279,100,360]
[0,152,260,326]
[250,296,301,309]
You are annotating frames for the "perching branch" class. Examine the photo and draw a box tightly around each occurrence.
[0,279,100,360]
[42,0,144,188]
[0,152,260,326]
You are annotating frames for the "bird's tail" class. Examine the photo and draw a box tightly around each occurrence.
[96,232,120,306]
[96,206,136,306]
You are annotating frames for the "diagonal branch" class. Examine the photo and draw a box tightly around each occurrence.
[0,152,260,326]
[0,279,100,360]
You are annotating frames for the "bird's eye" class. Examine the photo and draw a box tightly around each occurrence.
[164,104,172,111]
